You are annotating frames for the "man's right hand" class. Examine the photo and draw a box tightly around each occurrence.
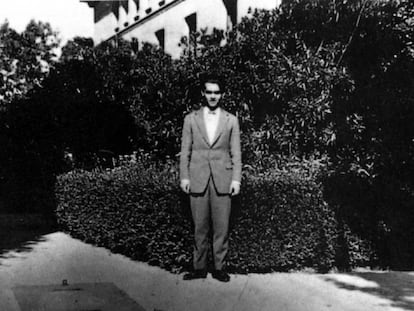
[180,179,190,194]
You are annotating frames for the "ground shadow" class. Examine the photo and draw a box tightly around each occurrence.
[0,213,58,259]
[323,271,414,310]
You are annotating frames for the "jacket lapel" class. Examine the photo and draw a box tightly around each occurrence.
[210,109,228,147]
[194,108,210,146]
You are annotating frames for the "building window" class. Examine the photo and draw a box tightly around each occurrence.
[223,0,237,28]
[95,1,112,23]
[155,28,165,50]
[185,13,197,54]
[134,0,140,11]
[111,1,119,19]
[185,13,197,34]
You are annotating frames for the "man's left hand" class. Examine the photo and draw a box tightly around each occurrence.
[229,181,240,196]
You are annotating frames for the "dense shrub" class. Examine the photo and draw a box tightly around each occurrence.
[56,158,373,273]
[230,169,337,272]
[56,157,189,272]
[0,95,65,213]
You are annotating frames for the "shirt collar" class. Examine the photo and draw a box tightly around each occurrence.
[204,106,220,116]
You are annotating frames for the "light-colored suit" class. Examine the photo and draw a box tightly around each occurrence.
[179,108,242,193]
[180,107,242,270]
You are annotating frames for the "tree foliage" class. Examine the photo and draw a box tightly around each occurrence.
[0,20,59,108]
[0,20,60,212]
[277,0,414,268]
[41,41,137,168]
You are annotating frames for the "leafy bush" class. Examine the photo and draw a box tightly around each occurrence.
[230,168,337,272]
[56,157,372,273]
[0,94,65,213]
[56,157,191,272]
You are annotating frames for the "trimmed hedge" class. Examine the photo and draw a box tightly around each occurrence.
[55,158,371,273]
[229,169,337,272]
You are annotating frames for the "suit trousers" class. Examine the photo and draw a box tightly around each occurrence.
[190,177,231,270]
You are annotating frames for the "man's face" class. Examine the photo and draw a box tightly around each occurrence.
[202,82,222,109]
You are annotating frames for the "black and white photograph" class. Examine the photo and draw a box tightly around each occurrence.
[1,0,414,310]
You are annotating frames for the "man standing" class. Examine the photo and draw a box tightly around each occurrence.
[179,74,241,282]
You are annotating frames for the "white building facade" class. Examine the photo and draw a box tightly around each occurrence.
[81,0,279,58]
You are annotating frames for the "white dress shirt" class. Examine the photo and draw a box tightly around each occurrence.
[203,106,220,145]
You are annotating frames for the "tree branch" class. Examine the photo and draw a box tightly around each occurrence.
[336,0,369,67]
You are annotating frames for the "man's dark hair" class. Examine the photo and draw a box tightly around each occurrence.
[200,72,225,92]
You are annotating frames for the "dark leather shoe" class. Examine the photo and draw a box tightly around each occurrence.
[211,270,230,282]
[183,269,207,280]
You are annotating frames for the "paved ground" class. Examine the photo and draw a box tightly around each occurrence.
[0,232,414,311]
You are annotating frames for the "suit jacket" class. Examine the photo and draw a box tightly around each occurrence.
[179,107,242,194]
